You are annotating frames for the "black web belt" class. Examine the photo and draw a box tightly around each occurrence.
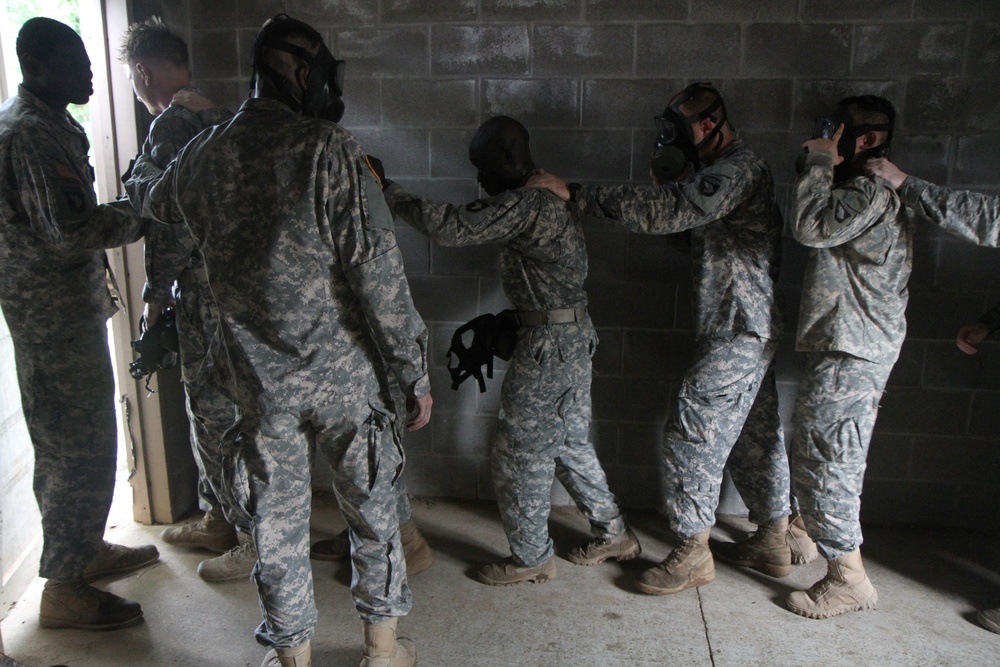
[514,307,587,327]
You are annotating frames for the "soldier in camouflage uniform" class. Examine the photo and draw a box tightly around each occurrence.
[786,96,908,620]
[384,115,639,586]
[529,84,789,596]
[126,15,431,667]
[866,155,1000,634]
[118,17,255,582]
[0,17,159,631]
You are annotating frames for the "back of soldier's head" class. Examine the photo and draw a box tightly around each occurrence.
[252,14,324,80]
[468,115,535,196]
[119,17,188,70]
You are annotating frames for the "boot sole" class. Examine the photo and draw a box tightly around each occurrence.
[39,612,144,631]
[160,539,237,554]
[83,554,161,583]
[714,555,791,578]
[477,570,556,586]
[977,612,1000,634]
[568,544,642,566]
[635,572,715,596]
[785,590,878,619]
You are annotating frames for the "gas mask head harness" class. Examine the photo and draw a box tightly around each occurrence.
[814,95,895,183]
[650,82,728,182]
[251,14,345,123]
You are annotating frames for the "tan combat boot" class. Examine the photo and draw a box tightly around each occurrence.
[477,557,556,586]
[198,532,257,582]
[977,607,1000,634]
[83,541,160,582]
[39,579,144,630]
[261,640,311,667]
[567,527,642,566]
[711,516,791,577]
[786,549,877,619]
[160,509,239,554]
[636,530,714,595]
[311,521,434,575]
[360,618,417,667]
[786,514,819,565]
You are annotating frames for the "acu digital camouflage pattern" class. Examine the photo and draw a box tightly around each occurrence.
[127,97,429,648]
[897,176,1000,332]
[385,183,625,567]
[791,151,911,559]
[574,138,788,538]
[794,151,910,365]
[137,99,245,524]
[0,86,145,580]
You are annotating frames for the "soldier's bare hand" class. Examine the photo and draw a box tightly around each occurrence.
[864,158,908,190]
[802,123,845,166]
[406,392,433,431]
[957,323,990,355]
[171,90,216,113]
[526,172,570,201]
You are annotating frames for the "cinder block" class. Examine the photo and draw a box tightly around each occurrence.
[190,0,236,26]
[915,0,1000,19]
[582,79,682,129]
[592,327,623,377]
[351,129,429,177]
[433,414,496,456]
[432,25,530,76]
[235,29,258,79]
[391,178,481,203]
[476,370,504,414]
[590,278,676,330]
[481,79,579,128]
[383,0,477,23]
[625,233,693,284]
[193,80,245,116]
[591,376,671,422]
[791,79,900,134]
[602,464,662,509]
[910,436,1000,484]
[623,330,698,380]
[336,28,430,78]
[428,366,479,415]
[925,341,1000,391]
[889,135,951,187]
[969,21,1000,76]
[286,0,378,25]
[636,24,740,78]
[589,419,619,462]
[190,30,240,79]
[159,1,189,27]
[737,130,801,189]
[954,481,1000,528]
[395,225,431,275]
[408,275,483,321]
[340,77,380,128]
[802,0,910,19]
[954,135,1000,186]
[876,387,971,436]
[531,129,632,180]
[532,25,634,77]
[584,0,686,21]
[583,228,627,283]
[478,278,515,315]
[859,479,956,526]
[864,432,912,480]
[933,237,1000,293]
[430,129,478,178]
[431,244,502,277]
[854,24,965,78]
[403,456,481,498]
[725,80,794,131]
[905,288,986,339]
[236,0,284,28]
[969,391,1000,436]
[383,79,477,128]
[692,0,796,20]
[482,0,581,22]
[906,227,942,294]
[618,422,662,467]
[745,24,852,78]
[906,77,1000,134]
[886,340,923,388]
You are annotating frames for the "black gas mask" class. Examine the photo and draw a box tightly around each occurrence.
[809,97,895,183]
[251,14,346,123]
[650,82,727,182]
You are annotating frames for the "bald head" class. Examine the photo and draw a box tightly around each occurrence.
[468,115,535,197]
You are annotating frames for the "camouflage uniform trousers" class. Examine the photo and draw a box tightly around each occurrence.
[492,320,626,568]
[230,400,411,650]
[664,333,789,537]
[11,321,116,580]
[173,268,247,531]
[791,351,893,560]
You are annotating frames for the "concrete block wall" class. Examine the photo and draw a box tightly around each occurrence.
[135,0,1000,528]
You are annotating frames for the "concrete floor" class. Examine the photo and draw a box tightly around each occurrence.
[2,494,999,667]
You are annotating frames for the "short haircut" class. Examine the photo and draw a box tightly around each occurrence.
[16,17,81,62]
[118,17,188,69]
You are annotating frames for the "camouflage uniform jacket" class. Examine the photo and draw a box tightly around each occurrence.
[0,85,144,341]
[793,151,910,364]
[574,139,783,341]
[141,98,233,305]
[898,176,1000,332]
[127,98,430,406]
[384,182,587,311]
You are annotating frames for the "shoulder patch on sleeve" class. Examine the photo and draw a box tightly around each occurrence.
[698,174,723,197]
[466,200,489,213]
